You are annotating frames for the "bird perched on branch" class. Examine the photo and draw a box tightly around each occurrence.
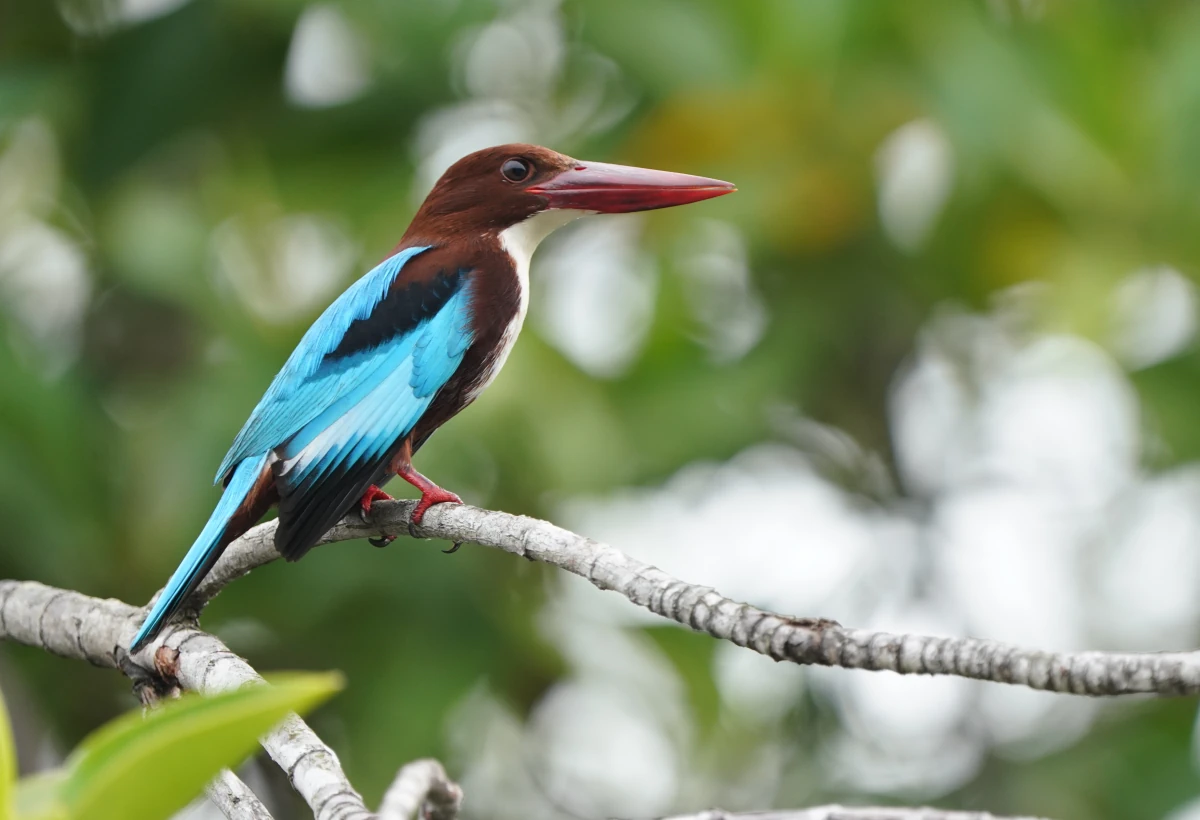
[131,144,735,652]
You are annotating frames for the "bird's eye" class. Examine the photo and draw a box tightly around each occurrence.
[501,158,532,183]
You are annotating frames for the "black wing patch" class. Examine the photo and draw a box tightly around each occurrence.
[277,264,472,560]
[277,266,470,560]
[273,457,392,561]
[326,268,468,362]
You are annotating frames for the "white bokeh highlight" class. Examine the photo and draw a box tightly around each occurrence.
[0,220,91,369]
[118,0,190,25]
[1167,796,1200,820]
[875,119,955,252]
[1096,468,1200,650]
[285,4,371,109]
[1109,265,1197,370]
[57,0,191,34]
[533,218,656,378]
[210,213,358,323]
[528,680,681,818]
[410,0,634,197]
[677,220,766,362]
[0,119,91,372]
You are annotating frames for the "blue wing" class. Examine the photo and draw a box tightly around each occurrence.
[271,282,475,557]
[216,244,437,483]
[131,244,474,650]
[219,243,476,558]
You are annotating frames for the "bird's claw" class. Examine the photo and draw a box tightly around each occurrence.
[443,542,462,554]
[361,484,399,546]
[116,645,180,706]
[360,484,394,516]
[409,488,463,531]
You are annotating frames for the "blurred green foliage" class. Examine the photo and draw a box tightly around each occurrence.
[3,1,1200,818]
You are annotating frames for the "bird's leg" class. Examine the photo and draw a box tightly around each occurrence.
[390,439,463,532]
[397,465,463,528]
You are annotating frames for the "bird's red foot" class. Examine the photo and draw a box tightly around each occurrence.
[360,484,393,516]
[411,486,463,526]
[391,443,463,532]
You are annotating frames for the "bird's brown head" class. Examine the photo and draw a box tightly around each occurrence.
[405,143,735,244]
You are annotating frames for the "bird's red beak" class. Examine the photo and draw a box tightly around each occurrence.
[528,160,736,213]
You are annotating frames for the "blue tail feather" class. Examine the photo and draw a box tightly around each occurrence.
[130,453,269,652]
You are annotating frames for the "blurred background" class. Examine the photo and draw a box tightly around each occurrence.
[2,0,1200,817]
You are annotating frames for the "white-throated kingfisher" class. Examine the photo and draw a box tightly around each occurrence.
[131,144,735,651]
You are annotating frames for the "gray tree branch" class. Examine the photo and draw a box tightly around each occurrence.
[206,769,275,820]
[377,758,463,820]
[192,498,1200,697]
[0,578,1035,820]
[0,495,1166,820]
[0,580,460,820]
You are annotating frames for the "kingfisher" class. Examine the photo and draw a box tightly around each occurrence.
[130,144,735,652]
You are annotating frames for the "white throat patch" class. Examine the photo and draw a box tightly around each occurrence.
[498,208,589,294]
[471,209,587,399]
[497,208,588,334]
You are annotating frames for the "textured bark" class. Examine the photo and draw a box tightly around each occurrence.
[206,769,275,820]
[3,495,1156,820]
[191,499,1200,697]
[377,758,463,820]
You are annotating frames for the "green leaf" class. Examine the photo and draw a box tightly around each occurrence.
[13,772,67,820]
[0,688,16,820]
[19,672,342,820]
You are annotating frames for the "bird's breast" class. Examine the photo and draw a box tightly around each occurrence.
[406,232,534,449]
[464,256,527,402]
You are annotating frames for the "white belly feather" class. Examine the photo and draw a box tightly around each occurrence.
[469,208,586,399]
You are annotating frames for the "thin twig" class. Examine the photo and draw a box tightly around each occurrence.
[206,768,275,820]
[378,758,463,820]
